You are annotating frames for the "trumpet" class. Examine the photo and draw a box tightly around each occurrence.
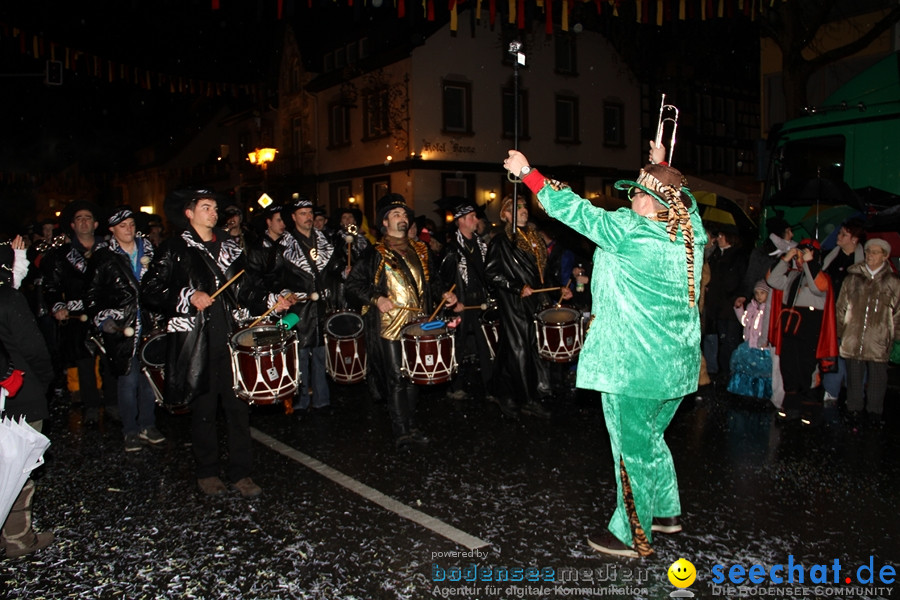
[655,93,679,166]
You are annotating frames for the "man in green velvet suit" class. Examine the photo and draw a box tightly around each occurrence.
[503,142,707,558]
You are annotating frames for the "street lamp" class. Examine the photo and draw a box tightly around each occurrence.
[248,147,277,169]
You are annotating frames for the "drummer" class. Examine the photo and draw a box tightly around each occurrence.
[141,189,262,498]
[440,200,497,404]
[277,197,342,413]
[485,196,572,420]
[345,194,457,451]
[85,207,164,453]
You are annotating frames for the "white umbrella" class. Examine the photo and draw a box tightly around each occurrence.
[0,389,51,526]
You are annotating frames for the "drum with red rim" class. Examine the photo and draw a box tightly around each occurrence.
[400,319,457,385]
[324,311,367,384]
[229,324,299,405]
[138,330,190,414]
[534,307,583,362]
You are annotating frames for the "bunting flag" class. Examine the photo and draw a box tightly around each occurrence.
[544,0,553,34]
[0,21,261,98]
[0,0,789,82]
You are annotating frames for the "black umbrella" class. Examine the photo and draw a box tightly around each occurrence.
[769,176,860,209]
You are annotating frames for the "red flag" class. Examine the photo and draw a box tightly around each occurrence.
[517,0,524,28]
[489,0,496,24]
[545,0,553,33]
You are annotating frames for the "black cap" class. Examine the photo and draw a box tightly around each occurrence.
[375,193,413,228]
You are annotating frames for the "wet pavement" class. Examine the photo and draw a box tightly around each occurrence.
[2,366,899,599]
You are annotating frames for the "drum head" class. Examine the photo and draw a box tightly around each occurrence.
[139,333,167,369]
[232,325,286,349]
[325,312,364,338]
[403,321,447,337]
[538,307,579,324]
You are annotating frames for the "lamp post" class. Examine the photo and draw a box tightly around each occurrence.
[248,147,277,208]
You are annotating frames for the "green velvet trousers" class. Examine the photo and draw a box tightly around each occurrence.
[602,393,683,554]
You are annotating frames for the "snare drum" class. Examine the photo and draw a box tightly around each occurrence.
[138,330,189,414]
[480,308,501,361]
[229,325,300,405]
[534,307,583,363]
[324,311,367,384]
[400,319,457,385]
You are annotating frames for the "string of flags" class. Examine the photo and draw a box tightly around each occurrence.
[0,22,262,98]
[1,0,783,96]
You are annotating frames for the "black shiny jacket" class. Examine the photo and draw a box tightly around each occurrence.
[40,237,102,362]
[85,236,156,376]
[273,229,343,348]
[140,228,244,404]
[0,286,53,422]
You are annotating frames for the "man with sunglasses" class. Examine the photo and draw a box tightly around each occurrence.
[503,141,706,559]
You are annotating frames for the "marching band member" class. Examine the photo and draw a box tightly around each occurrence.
[141,190,260,498]
[503,142,706,558]
[333,208,371,310]
[485,197,570,419]
[276,196,342,413]
[440,200,497,403]
[41,200,113,424]
[345,194,457,450]
[85,207,164,453]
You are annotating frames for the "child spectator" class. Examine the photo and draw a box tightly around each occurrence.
[727,280,773,399]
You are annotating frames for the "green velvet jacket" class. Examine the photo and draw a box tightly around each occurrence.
[535,179,708,399]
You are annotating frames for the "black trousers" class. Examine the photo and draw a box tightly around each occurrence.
[191,347,252,482]
[779,307,823,410]
[380,337,419,437]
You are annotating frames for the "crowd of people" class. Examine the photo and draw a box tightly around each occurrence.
[1,141,898,561]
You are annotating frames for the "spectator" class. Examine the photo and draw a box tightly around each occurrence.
[835,238,900,428]
[821,218,865,402]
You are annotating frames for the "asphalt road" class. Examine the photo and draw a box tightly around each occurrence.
[3,366,898,599]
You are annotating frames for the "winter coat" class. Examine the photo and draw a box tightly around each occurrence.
[276,229,342,348]
[345,239,447,399]
[484,225,554,404]
[140,228,245,404]
[0,286,52,422]
[40,237,102,364]
[704,245,747,328]
[536,181,708,399]
[835,263,900,363]
[734,298,770,349]
[239,234,288,318]
[85,236,156,375]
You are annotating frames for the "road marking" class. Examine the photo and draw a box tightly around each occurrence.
[250,427,490,550]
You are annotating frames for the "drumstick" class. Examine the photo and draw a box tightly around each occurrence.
[530,286,565,294]
[391,303,422,312]
[427,283,457,322]
[249,296,289,328]
[461,303,489,311]
[248,291,320,327]
[62,314,89,322]
[209,269,245,300]
[556,278,572,306]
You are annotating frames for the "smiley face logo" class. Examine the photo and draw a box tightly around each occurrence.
[667,558,696,588]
